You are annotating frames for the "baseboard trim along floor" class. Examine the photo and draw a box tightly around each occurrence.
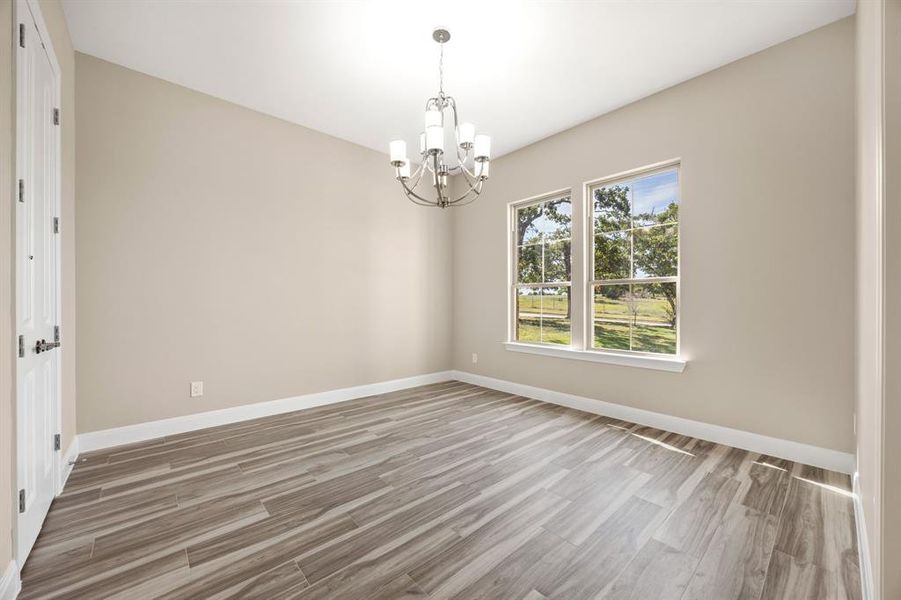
[0,560,20,600]
[77,369,855,475]
[451,370,856,475]
[77,371,456,453]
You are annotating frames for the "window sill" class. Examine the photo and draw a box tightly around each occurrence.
[503,342,687,373]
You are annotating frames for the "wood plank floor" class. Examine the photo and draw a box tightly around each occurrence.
[19,381,861,599]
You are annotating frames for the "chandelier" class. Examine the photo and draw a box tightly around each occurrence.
[388,28,491,208]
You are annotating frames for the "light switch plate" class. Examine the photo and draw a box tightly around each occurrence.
[190,381,203,397]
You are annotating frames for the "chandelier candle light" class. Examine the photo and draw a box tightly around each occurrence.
[389,28,490,208]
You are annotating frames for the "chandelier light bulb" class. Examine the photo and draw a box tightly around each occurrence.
[474,135,491,161]
[389,140,407,165]
[476,160,490,180]
[419,132,426,154]
[426,125,444,153]
[425,110,443,129]
[398,161,411,179]
[457,123,475,148]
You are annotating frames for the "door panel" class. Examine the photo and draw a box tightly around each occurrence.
[16,1,60,565]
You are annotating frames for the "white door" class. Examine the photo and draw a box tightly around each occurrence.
[15,0,61,564]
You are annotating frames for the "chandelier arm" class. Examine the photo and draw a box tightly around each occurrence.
[457,160,478,184]
[404,186,438,208]
[448,182,483,207]
[446,97,471,164]
[399,177,439,206]
[448,178,483,205]
[425,152,437,174]
[408,160,427,185]
[455,143,470,168]
[394,161,427,190]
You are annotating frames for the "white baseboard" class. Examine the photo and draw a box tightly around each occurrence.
[57,436,79,494]
[78,371,456,453]
[76,367,854,475]
[0,561,20,600]
[451,370,855,474]
[853,472,875,600]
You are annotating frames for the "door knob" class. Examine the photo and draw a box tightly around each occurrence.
[34,339,60,354]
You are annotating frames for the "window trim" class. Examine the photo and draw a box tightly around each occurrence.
[508,188,573,348]
[505,159,685,371]
[503,341,686,372]
[584,159,682,358]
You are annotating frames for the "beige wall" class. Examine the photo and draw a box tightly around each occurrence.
[857,0,901,597]
[74,54,452,433]
[1,0,74,571]
[451,18,856,453]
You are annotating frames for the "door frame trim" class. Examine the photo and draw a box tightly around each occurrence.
[13,0,63,567]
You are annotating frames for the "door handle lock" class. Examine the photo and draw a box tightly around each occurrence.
[34,339,60,354]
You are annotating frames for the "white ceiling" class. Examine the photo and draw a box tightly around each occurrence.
[62,0,854,160]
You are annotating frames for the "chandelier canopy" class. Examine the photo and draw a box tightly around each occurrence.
[389,28,490,209]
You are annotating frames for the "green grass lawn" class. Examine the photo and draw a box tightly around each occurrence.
[517,294,568,316]
[516,288,676,353]
[594,321,676,354]
[595,296,671,323]
[516,317,571,345]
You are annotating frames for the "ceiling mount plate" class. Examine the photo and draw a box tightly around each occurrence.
[432,28,450,44]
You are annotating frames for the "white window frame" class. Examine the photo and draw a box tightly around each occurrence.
[585,160,682,358]
[505,159,686,373]
[507,188,574,348]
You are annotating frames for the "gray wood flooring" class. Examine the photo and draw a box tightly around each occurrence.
[19,381,861,599]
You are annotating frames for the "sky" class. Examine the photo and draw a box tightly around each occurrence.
[630,168,679,217]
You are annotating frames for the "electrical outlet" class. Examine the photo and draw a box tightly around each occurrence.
[471,353,478,364]
[190,381,203,397]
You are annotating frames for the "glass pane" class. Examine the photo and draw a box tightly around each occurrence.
[543,197,572,241]
[541,287,571,345]
[633,224,677,278]
[517,244,542,284]
[594,232,630,280]
[632,169,679,227]
[631,283,677,354]
[544,240,571,283]
[516,287,541,343]
[593,184,631,233]
[593,284,631,351]
[516,203,546,245]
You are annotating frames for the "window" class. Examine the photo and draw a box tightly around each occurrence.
[512,193,572,345]
[507,162,682,369]
[591,166,679,355]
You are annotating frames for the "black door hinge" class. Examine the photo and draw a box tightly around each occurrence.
[52,108,60,126]
[54,325,60,343]
[19,23,25,48]
[18,335,24,358]
[53,217,59,234]
[54,434,61,451]
[18,489,25,513]
[18,179,24,203]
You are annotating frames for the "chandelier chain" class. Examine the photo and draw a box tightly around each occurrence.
[439,42,444,96]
